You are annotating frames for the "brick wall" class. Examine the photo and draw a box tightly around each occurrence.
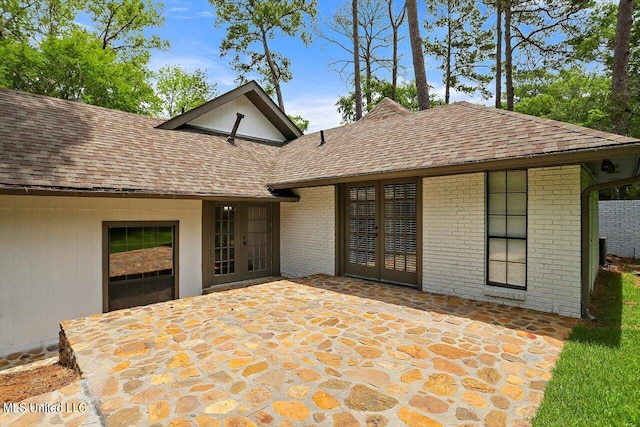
[280,186,336,277]
[527,166,582,317]
[599,200,640,258]
[422,166,582,318]
[422,173,486,299]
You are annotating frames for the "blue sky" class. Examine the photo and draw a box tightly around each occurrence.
[137,0,494,132]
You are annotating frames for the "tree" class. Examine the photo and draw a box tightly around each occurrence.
[406,0,429,109]
[319,0,395,109]
[489,0,593,110]
[386,0,406,100]
[210,0,317,113]
[570,1,640,137]
[494,0,502,108]
[353,0,363,119]
[336,77,443,122]
[423,0,494,103]
[155,65,217,119]
[0,0,86,42]
[87,0,168,59]
[514,68,610,129]
[288,114,310,132]
[0,29,159,114]
[612,0,635,134]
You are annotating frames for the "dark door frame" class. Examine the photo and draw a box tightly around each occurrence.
[336,178,422,288]
[202,201,280,287]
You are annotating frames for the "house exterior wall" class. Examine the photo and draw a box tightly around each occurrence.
[0,195,202,355]
[581,167,600,290]
[188,95,286,142]
[422,165,583,318]
[280,186,335,277]
[599,200,640,258]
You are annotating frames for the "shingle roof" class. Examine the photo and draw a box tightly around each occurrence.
[1,90,639,198]
[269,99,640,187]
[0,88,281,198]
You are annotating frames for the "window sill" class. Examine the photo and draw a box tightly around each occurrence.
[483,286,526,301]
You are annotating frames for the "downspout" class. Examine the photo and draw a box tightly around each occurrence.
[581,171,640,319]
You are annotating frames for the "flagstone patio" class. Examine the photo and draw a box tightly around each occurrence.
[1,275,577,426]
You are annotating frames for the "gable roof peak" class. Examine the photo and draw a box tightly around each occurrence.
[156,80,302,142]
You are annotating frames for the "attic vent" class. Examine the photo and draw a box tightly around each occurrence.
[227,112,245,145]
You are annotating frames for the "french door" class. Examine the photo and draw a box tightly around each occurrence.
[344,179,419,286]
[203,203,275,286]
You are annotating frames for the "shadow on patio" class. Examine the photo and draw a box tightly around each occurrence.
[290,274,578,341]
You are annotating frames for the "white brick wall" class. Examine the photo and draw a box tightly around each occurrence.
[599,200,640,258]
[423,173,486,298]
[280,186,336,277]
[422,166,583,318]
[526,166,582,317]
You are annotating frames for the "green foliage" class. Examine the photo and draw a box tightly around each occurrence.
[336,78,443,123]
[533,269,640,426]
[155,65,217,119]
[423,0,494,102]
[287,114,310,132]
[210,0,317,110]
[0,0,168,115]
[0,29,159,115]
[514,68,611,130]
[0,0,86,42]
[88,0,168,60]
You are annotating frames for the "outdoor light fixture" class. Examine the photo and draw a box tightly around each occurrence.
[601,159,616,174]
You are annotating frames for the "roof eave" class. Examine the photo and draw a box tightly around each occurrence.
[0,186,300,202]
[268,144,640,190]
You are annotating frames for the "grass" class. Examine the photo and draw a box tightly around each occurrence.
[532,260,640,427]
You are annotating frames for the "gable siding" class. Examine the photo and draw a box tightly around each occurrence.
[280,186,336,277]
[0,195,202,355]
[188,95,286,142]
[422,166,582,318]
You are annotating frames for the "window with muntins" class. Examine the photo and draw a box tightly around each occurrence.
[487,170,527,289]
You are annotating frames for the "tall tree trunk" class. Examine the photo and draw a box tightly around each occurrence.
[495,1,502,108]
[388,1,403,101]
[612,0,634,134]
[406,0,430,110]
[365,47,373,107]
[353,0,363,120]
[445,2,451,104]
[262,31,285,113]
[504,0,514,111]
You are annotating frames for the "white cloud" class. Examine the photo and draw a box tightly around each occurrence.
[148,52,237,88]
[286,95,343,133]
[168,7,188,12]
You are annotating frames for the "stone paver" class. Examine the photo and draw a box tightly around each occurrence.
[0,345,59,373]
[1,275,576,426]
